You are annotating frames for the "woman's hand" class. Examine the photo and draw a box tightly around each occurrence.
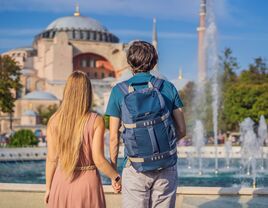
[112,176,122,193]
[44,190,50,204]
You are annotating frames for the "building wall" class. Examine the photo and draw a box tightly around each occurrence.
[73,53,116,79]
[71,40,128,78]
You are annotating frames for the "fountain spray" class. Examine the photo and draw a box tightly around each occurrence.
[258,115,268,170]
[204,0,221,174]
[240,118,259,189]
[193,120,205,175]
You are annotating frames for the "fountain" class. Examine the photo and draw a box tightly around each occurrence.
[205,0,221,174]
[240,118,260,188]
[193,0,221,174]
[192,120,205,175]
[258,115,268,170]
[224,140,232,169]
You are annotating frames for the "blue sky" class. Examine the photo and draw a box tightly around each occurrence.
[0,0,267,80]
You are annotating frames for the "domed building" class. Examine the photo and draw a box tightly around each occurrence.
[1,6,132,132]
[0,6,165,133]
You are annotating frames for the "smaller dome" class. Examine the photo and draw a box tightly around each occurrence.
[22,91,58,101]
[171,78,189,91]
[22,110,37,117]
[171,68,189,91]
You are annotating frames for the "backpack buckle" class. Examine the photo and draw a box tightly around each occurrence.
[128,86,135,93]
[148,82,153,88]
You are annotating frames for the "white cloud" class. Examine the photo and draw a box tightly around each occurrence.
[1,0,229,21]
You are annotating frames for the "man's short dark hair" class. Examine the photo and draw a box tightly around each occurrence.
[126,41,158,73]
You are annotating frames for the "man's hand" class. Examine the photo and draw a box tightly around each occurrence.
[112,178,122,193]
[172,108,186,140]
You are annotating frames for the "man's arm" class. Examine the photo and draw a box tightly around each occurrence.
[172,108,186,140]
[109,116,121,169]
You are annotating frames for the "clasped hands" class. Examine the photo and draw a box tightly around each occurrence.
[112,178,122,193]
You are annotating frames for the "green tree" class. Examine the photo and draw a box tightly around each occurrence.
[218,48,239,131]
[223,83,268,130]
[9,129,38,147]
[221,56,268,130]
[220,48,239,84]
[0,55,22,131]
[179,81,195,131]
[36,104,58,125]
[240,57,268,84]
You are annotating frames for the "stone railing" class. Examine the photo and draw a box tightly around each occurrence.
[1,146,268,161]
[0,147,47,161]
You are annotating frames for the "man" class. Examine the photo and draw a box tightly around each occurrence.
[106,41,186,208]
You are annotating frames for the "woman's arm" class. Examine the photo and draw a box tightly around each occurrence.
[92,116,119,181]
[44,123,58,203]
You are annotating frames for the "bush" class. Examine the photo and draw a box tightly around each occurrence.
[9,129,38,147]
[36,104,58,125]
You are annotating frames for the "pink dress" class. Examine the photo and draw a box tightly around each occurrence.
[48,113,106,208]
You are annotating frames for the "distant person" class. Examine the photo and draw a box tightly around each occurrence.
[106,41,186,208]
[44,71,121,208]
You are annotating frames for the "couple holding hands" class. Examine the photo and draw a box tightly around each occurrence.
[45,41,186,208]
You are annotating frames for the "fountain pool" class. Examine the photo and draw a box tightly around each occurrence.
[1,157,268,187]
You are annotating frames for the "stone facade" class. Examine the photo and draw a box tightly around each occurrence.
[1,10,129,134]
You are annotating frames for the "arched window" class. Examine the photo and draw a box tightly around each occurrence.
[81,59,87,68]
[80,31,84,40]
[89,32,94,40]
[36,80,44,91]
[90,59,96,68]
[67,31,73,39]
[102,34,106,42]
[74,30,80,39]
[82,31,87,40]
[25,77,31,93]
[96,32,100,41]
[16,88,22,99]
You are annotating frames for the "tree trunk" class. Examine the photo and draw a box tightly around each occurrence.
[9,113,13,130]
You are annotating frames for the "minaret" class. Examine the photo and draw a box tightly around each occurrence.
[197,0,206,82]
[178,67,183,80]
[74,3,80,16]
[152,17,158,52]
[152,17,158,70]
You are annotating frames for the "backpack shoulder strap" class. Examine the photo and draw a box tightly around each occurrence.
[117,81,129,96]
[151,77,164,90]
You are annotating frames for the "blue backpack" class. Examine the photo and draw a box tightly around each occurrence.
[118,77,178,172]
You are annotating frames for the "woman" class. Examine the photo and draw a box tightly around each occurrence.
[44,71,121,208]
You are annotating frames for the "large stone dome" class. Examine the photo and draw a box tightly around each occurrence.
[34,9,119,43]
[46,16,108,32]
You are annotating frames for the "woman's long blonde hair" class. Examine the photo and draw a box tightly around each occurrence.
[50,71,92,176]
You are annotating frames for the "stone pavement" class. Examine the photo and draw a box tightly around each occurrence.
[1,184,268,208]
